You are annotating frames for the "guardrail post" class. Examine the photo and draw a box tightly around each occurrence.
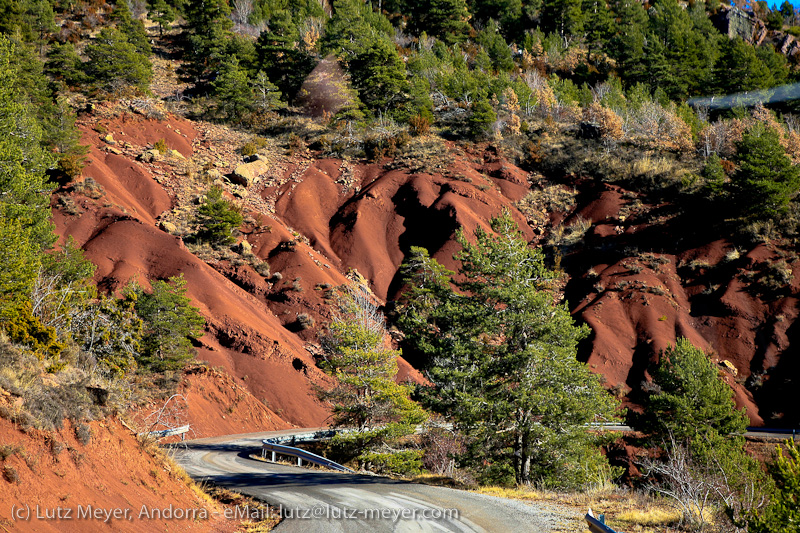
[272,451,276,462]
[297,457,302,466]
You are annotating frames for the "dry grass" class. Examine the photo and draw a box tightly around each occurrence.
[386,135,453,173]
[203,485,281,532]
[515,184,578,226]
[405,473,472,489]
[548,215,592,248]
[615,507,682,527]
[474,485,682,533]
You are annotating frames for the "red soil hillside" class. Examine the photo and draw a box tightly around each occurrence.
[52,105,799,432]
[132,366,291,440]
[0,416,237,532]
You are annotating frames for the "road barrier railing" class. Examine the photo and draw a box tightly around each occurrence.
[141,424,191,440]
[260,440,354,472]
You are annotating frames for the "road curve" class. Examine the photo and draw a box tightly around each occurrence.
[170,429,580,533]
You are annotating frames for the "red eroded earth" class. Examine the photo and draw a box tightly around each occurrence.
[52,108,799,433]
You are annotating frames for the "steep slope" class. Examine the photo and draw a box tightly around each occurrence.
[0,416,235,532]
[52,105,799,430]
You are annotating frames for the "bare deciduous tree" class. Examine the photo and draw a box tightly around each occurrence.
[640,433,767,533]
[138,394,193,443]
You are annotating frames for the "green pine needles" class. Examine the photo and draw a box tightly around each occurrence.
[399,210,619,487]
[193,187,244,247]
[320,282,427,474]
[131,275,204,372]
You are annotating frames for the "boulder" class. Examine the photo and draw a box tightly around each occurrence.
[159,221,177,234]
[230,159,269,187]
[101,133,116,145]
[234,240,253,255]
[138,149,161,162]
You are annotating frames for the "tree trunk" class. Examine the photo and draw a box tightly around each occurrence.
[514,432,531,484]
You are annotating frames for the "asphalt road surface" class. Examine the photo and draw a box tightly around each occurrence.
[171,429,580,533]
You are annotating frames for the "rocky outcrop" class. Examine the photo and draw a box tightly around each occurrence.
[230,157,269,187]
[712,6,763,43]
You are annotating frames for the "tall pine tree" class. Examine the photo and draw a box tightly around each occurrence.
[399,212,619,486]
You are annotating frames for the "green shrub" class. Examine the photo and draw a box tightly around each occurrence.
[193,187,244,246]
[83,28,152,92]
[57,152,87,180]
[360,449,424,476]
[730,124,800,220]
[468,98,496,138]
[131,275,204,372]
[744,439,800,532]
[240,142,258,157]
[3,303,64,365]
[153,138,168,153]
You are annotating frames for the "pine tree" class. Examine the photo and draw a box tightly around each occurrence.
[251,71,283,113]
[45,42,86,87]
[185,0,232,32]
[469,0,522,38]
[321,282,427,472]
[193,186,244,245]
[408,0,471,44]
[255,11,314,101]
[183,0,233,81]
[582,0,614,61]
[319,0,393,57]
[608,0,648,84]
[756,43,789,87]
[712,38,773,94]
[636,338,749,440]
[0,36,64,359]
[0,216,40,318]
[729,124,800,219]
[468,97,496,138]
[132,275,204,372]
[541,0,584,40]
[347,36,409,113]
[84,27,152,92]
[212,55,253,122]
[0,36,55,253]
[148,0,175,35]
[780,0,795,24]
[702,153,726,196]
[399,212,619,486]
[476,20,514,71]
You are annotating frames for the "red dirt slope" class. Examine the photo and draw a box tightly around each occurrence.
[53,106,799,431]
[0,416,235,533]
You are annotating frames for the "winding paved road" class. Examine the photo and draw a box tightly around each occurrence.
[171,429,580,532]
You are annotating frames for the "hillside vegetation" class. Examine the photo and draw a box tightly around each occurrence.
[2,0,800,530]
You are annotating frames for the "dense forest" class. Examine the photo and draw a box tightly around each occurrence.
[2,0,800,529]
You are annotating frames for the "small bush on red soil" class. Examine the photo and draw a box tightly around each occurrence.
[409,114,431,136]
[3,465,19,483]
[75,424,92,445]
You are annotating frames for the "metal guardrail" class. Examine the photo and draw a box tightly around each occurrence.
[263,429,341,446]
[261,440,355,473]
[142,425,191,440]
[586,508,621,533]
[745,427,799,438]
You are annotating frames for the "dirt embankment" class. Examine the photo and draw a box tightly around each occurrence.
[53,106,799,432]
[0,416,240,533]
